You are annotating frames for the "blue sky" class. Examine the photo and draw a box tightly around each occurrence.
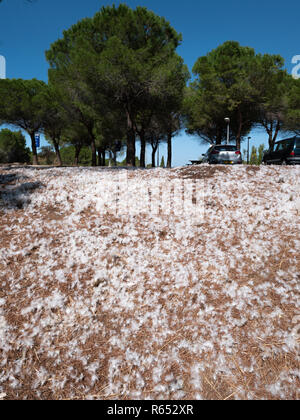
[0,0,299,166]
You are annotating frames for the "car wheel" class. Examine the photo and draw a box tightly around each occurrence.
[281,159,288,166]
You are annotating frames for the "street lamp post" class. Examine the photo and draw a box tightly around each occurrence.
[224,117,230,145]
[247,137,251,165]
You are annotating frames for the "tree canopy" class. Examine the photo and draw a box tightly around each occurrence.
[282,78,300,136]
[0,78,47,164]
[45,4,186,166]
[184,41,258,148]
[251,53,292,148]
[0,128,30,163]
[184,41,296,150]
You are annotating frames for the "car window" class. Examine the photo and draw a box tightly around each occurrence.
[285,139,294,149]
[276,142,291,151]
[296,139,300,149]
[214,146,237,151]
[275,142,284,151]
[274,140,295,152]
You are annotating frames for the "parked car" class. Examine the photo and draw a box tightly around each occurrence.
[202,145,242,165]
[263,137,300,165]
[189,160,202,165]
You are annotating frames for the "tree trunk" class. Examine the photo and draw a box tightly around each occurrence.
[113,150,117,166]
[97,148,106,166]
[74,144,82,166]
[151,142,158,168]
[30,132,39,165]
[267,120,281,150]
[97,148,101,166]
[268,131,273,150]
[216,127,222,145]
[267,121,274,149]
[236,109,243,151]
[108,151,113,167]
[167,132,172,168]
[53,140,62,166]
[151,148,156,168]
[140,130,146,168]
[91,138,97,167]
[272,120,281,146]
[126,109,136,167]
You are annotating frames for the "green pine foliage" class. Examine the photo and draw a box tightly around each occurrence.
[184,41,296,150]
[59,146,92,166]
[0,129,31,163]
[45,4,186,167]
[0,79,47,165]
[257,144,265,165]
[250,146,258,165]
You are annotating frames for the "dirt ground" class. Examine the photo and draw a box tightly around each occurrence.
[0,165,299,400]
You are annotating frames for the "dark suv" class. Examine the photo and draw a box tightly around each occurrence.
[263,137,300,165]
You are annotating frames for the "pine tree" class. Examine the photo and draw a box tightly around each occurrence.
[46,5,183,167]
[0,79,47,165]
[257,144,265,165]
[250,146,258,165]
